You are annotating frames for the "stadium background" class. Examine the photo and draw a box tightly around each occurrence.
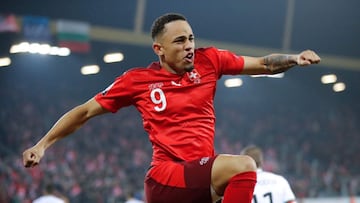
[1,0,359,202]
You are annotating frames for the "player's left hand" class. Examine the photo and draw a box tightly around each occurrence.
[297,50,321,66]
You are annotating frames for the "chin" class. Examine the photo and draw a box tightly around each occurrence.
[184,66,194,72]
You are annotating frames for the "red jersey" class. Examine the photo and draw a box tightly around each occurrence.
[95,47,244,165]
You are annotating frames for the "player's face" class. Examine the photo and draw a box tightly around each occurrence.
[154,20,195,74]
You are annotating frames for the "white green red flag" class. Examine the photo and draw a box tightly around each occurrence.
[56,19,90,53]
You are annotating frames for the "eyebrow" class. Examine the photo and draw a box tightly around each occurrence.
[172,34,194,42]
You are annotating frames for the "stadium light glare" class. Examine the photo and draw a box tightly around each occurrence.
[49,47,60,55]
[10,42,30,53]
[0,57,11,67]
[103,52,124,63]
[57,47,71,56]
[321,74,337,84]
[28,43,41,54]
[38,44,51,55]
[9,45,20,53]
[81,65,100,75]
[333,82,346,92]
[224,78,243,88]
[9,42,71,56]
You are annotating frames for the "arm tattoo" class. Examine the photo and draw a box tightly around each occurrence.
[263,54,298,74]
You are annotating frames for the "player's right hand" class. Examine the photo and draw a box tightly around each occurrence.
[296,50,321,66]
[22,146,44,168]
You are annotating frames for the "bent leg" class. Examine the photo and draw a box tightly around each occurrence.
[211,154,257,203]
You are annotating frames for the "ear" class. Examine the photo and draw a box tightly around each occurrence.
[152,42,163,56]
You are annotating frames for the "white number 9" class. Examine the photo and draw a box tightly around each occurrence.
[150,88,167,112]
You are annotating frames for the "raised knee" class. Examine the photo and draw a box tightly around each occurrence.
[224,154,257,174]
[211,155,257,196]
[241,155,257,172]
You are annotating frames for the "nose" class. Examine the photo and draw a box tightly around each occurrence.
[185,40,194,51]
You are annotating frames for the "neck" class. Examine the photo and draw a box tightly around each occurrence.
[160,61,186,75]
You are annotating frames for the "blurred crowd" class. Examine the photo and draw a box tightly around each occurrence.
[1,80,359,202]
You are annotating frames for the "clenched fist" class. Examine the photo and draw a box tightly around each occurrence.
[297,50,321,66]
[23,146,45,168]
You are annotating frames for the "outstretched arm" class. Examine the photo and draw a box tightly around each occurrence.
[241,50,321,75]
[22,98,109,168]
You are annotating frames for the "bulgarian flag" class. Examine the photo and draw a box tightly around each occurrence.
[56,19,90,53]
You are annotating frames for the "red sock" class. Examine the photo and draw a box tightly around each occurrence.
[222,171,257,203]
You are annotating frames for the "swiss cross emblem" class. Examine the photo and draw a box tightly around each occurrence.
[187,69,201,84]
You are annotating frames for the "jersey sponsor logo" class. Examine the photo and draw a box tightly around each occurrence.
[186,69,201,84]
[148,82,164,90]
[199,157,210,165]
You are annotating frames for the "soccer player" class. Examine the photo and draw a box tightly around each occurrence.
[241,145,297,203]
[22,13,320,203]
[33,184,68,203]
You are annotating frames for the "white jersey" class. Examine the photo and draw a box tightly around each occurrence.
[252,169,296,203]
[125,198,145,203]
[33,195,65,203]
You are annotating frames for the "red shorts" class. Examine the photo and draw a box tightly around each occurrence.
[145,156,217,203]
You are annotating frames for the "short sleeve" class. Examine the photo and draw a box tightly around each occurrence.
[281,176,296,202]
[94,71,134,113]
[198,47,244,78]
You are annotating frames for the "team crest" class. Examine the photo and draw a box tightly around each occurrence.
[186,69,201,84]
